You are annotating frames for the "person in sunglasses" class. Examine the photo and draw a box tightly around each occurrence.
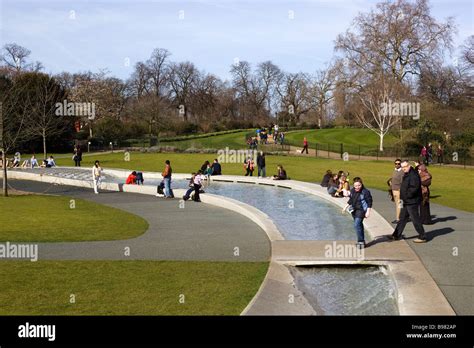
[390,159,403,223]
[388,160,427,243]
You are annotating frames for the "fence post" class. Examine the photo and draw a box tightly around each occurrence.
[340,143,343,159]
[359,145,361,160]
[328,143,330,158]
[376,146,379,160]
[315,143,318,158]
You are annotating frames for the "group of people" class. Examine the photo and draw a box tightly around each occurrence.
[389,159,432,226]
[320,158,431,248]
[199,159,222,176]
[243,152,287,180]
[181,159,222,202]
[321,170,351,197]
[420,143,444,165]
[0,153,56,169]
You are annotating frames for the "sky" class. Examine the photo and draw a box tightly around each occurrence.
[0,0,472,82]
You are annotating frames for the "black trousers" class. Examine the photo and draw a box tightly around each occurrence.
[301,145,308,154]
[193,184,201,201]
[420,201,432,224]
[393,203,426,239]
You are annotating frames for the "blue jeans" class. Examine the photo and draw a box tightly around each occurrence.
[163,177,171,197]
[353,216,365,243]
[258,166,266,177]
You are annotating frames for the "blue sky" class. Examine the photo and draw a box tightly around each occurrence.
[1,0,472,81]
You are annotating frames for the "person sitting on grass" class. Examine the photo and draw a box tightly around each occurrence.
[126,171,137,184]
[272,164,287,180]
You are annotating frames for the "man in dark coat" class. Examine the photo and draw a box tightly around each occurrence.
[388,160,427,243]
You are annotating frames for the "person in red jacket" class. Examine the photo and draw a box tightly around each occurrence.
[301,137,309,154]
[126,171,137,184]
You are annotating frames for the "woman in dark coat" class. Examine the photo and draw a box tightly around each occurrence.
[418,164,432,224]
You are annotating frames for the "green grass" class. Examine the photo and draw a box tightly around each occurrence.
[159,131,250,150]
[285,129,400,154]
[0,195,148,242]
[0,260,268,315]
[56,152,474,212]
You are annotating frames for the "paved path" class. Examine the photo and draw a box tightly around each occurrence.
[7,180,271,262]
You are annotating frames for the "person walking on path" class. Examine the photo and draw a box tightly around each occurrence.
[388,160,427,243]
[162,160,173,198]
[342,177,372,249]
[420,145,428,165]
[418,164,433,225]
[257,151,266,178]
[436,145,444,165]
[390,159,403,223]
[92,160,102,194]
[73,146,82,167]
[301,137,309,154]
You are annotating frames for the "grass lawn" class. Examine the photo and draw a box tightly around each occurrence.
[0,260,268,315]
[160,130,249,150]
[285,129,400,154]
[0,195,148,242]
[56,152,474,212]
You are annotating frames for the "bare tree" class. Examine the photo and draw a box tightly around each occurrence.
[335,0,455,150]
[230,60,280,121]
[461,35,474,66]
[0,75,33,196]
[311,66,336,127]
[128,62,150,99]
[276,72,312,124]
[0,43,43,73]
[168,61,198,121]
[147,48,171,97]
[19,73,68,159]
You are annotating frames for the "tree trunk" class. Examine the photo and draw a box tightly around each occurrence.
[379,132,384,152]
[2,152,8,197]
[42,129,47,160]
